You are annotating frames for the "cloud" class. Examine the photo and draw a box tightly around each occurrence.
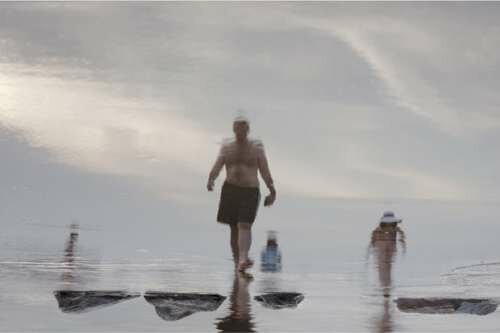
[294,12,500,135]
[1,4,499,203]
[0,62,221,200]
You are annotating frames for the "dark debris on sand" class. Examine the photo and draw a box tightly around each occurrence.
[54,290,140,313]
[254,292,304,309]
[396,297,498,315]
[144,292,226,321]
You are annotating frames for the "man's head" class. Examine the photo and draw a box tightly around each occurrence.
[379,222,398,231]
[233,116,249,142]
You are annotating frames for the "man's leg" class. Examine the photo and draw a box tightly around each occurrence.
[237,222,252,268]
[230,224,239,264]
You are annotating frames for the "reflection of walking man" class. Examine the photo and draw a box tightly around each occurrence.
[208,116,276,272]
[215,273,255,333]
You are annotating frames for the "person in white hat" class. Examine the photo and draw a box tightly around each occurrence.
[372,211,405,243]
[379,211,402,224]
[368,211,407,296]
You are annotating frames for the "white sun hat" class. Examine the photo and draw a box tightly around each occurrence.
[379,211,402,224]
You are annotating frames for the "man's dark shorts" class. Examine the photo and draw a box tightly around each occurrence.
[217,181,261,225]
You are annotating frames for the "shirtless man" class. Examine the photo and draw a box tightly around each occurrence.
[207,116,276,272]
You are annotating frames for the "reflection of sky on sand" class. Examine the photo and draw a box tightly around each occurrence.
[443,262,500,298]
[0,63,217,202]
[1,3,500,331]
[1,201,500,331]
[2,3,500,203]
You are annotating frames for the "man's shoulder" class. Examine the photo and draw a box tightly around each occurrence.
[249,138,265,150]
[220,138,234,147]
[220,138,231,144]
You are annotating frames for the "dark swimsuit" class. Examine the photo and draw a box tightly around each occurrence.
[217,181,261,225]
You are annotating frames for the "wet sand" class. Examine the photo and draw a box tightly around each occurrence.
[1,199,500,332]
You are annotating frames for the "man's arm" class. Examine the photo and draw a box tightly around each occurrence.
[396,227,407,255]
[207,146,225,191]
[365,231,376,262]
[257,143,276,206]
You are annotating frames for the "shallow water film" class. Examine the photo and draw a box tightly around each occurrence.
[2,2,500,332]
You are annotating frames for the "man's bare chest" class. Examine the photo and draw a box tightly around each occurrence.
[225,146,258,167]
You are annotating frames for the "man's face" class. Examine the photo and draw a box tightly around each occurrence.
[380,222,397,231]
[233,121,249,141]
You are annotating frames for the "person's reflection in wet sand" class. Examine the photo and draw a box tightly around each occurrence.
[215,272,256,333]
[375,298,393,333]
[54,223,140,313]
[368,211,406,333]
[61,223,80,287]
[216,228,255,332]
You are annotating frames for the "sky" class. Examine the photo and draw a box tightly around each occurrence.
[1,2,499,210]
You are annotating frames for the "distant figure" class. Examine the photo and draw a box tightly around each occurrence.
[260,231,282,272]
[61,223,80,286]
[369,211,406,294]
[208,116,276,272]
[54,223,140,314]
[367,211,406,333]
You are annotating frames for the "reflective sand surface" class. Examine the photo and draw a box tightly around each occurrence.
[2,3,500,331]
[1,198,500,332]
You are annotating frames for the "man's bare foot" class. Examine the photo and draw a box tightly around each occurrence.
[238,259,254,272]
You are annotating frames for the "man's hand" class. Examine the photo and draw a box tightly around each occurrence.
[207,181,214,191]
[264,191,276,206]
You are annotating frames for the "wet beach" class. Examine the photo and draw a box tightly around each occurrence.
[2,198,500,332]
[2,3,500,332]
